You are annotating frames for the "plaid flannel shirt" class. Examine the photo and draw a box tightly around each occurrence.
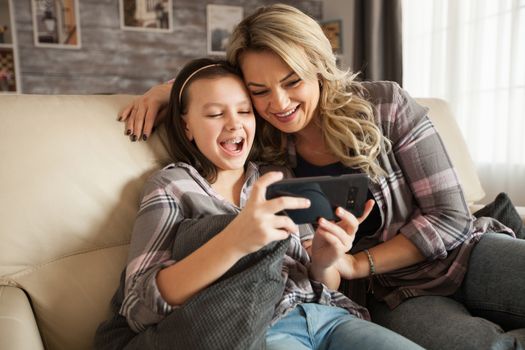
[119,162,368,332]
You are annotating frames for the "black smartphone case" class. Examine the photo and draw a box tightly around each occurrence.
[265,174,369,225]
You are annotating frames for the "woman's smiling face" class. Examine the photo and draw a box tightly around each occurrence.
[239,50,321,134]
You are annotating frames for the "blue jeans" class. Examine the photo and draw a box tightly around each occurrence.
[368,233,525,350]
[266,303,423,350]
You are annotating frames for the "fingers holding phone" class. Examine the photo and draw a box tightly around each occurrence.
[225,172,311,255]
[302,199,376,264]
[311,218,355,269]
[333,199,376,236]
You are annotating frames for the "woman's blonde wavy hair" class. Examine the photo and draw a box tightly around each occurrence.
[226,4,389,180]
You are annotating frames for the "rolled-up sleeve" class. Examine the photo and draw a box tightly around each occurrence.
[389,86,473,260]
[119,178,182,332]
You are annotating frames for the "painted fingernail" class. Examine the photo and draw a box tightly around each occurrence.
[142,134,148,141]
[117,116,122,121]
[130,135,137,142]
[126,129,132,136]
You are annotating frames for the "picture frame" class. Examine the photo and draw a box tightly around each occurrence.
[0,0,21,93]
[320,19,343,55]
[31,0,81,49]
[206,4,243,56]
[120,0,173,33]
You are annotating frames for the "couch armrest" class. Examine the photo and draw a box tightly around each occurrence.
[470,204,525,225]
[0,286,45,350]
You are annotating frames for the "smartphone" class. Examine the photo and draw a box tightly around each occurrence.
[265,174,369,225]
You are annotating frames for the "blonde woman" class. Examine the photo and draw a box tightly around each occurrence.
[120,4,525,349]
[98,57,423,350]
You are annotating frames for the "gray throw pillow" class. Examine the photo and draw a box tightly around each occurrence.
[95,214,288,350]
[473,192,525,239]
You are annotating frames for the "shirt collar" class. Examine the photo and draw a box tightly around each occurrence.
[164,161,260,209]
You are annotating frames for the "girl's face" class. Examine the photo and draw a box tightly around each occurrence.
[239,50,321,135]
[183,75,255,173]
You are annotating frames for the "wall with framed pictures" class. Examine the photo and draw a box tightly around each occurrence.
[206,4,243,56]
[120,0,173,33]
[322,0,355,70]
[320,19,343,55]
[6,0,322,94]
[31,0,82,49]
[0,0,21,94]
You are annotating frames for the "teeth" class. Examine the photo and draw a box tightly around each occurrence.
[222,136,243,144]
[276,106,297,117]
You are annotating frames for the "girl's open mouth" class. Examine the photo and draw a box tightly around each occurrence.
[219,136,245,156]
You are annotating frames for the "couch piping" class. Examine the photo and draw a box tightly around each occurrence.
[1,241,130,281]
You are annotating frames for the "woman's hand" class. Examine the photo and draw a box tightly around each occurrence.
[303,199,375,258]
[223,172,311,256]
[118,83,172,141]
[306,200,375,286]
[310,217,356,270]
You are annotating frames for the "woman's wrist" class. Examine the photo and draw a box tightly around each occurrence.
[338,252,371,279]
[363,249,376,276]
[357,250,377,278]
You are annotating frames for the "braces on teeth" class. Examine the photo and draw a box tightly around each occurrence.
[223,137,243,144]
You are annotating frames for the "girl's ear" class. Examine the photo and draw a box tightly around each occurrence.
[182,118,193,141]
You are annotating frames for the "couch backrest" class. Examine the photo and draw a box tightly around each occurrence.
[0,94,484,350]
[0,95,170,350]
[416,98,485,204]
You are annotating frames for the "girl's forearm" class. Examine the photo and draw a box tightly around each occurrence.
[340,234,426,279]
[309,264,341,290]
[156,230,243,306]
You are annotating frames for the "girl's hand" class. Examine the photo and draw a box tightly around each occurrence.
[224,172,311,256]
[118,83,172,141]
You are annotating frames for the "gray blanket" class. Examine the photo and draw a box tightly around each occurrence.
[94,214,289,350]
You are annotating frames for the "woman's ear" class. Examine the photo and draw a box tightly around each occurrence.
[317,74,324,89]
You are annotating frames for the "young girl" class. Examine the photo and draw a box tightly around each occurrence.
[112,58,422,349]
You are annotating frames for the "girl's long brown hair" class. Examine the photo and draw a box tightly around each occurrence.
[164,58,260,183]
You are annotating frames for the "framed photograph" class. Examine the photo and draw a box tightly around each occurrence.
[0,0,21,93]
[0,48,17,93]
[320,19,343,55]
[120,0,173,32]
[207,4,243,56]
[0,0,14,45]
[31,0,81,49]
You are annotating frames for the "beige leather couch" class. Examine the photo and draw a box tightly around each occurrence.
[0,94,523,350]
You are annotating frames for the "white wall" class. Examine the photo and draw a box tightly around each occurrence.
[322,0,356,70]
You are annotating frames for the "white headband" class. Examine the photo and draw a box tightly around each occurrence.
[178,64,222,104]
